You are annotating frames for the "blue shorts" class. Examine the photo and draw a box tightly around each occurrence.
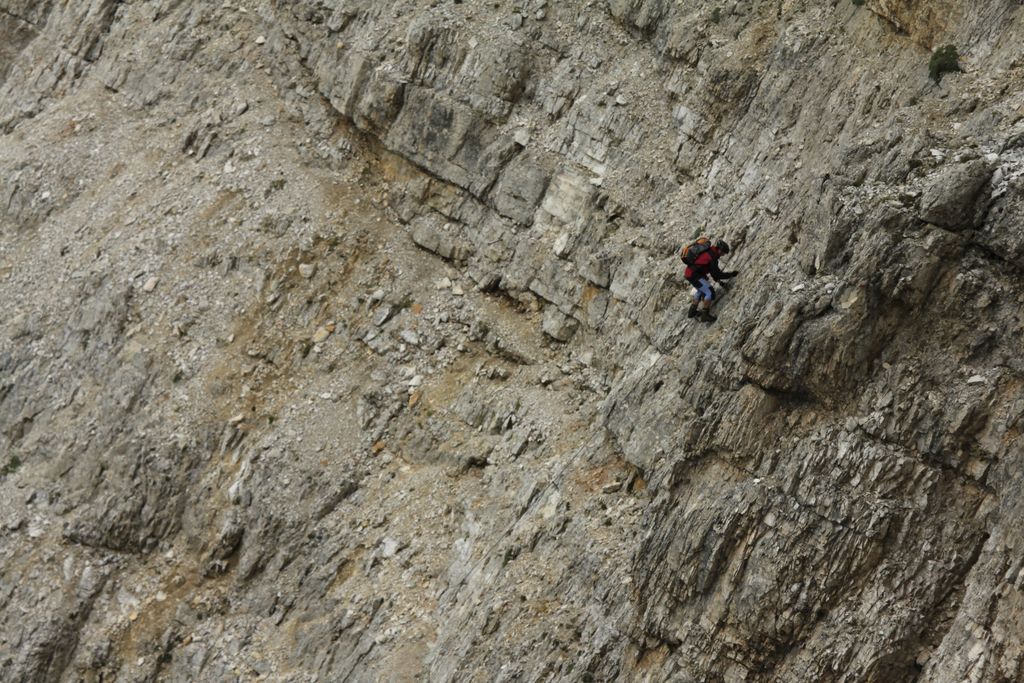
[690,277,714,301]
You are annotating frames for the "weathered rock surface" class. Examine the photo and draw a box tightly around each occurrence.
[919,158,993,230]
[2,0,1024,681]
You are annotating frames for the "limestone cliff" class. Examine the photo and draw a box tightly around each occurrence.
[2,1,1023,681]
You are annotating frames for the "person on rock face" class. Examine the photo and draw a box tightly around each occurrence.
[681,238,738,323]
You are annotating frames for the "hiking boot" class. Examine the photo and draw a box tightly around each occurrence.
[698,310,717,323]
[687,302,699,318]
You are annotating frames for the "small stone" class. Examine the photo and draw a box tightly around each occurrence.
[791,283,806,292]
[142,276,159,292]
[967,375,986,385]
[451,284,464,296]
[228,413,245,425]
[381,537,400,558]
[509,13,523,29]
[312,326,332,343]
[401,329,420,346]
[228,480,244,504]
[614,95,628,106]
[553,233,570,257]
[436,277,452,290]
[374,305,394,327]
[298,263,316,278]
[408,375,424,388]
[542,307,579,342]
[602,481,622,494]
[255,36,266,45]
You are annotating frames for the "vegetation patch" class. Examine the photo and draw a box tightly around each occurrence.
[929,45,961,84]
[3,456,21,475]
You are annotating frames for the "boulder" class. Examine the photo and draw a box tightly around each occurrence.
[919,159,992,230]
[542,306,579,342]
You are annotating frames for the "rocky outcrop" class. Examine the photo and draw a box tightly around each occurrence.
[919,158,993,229]
[2,0,1024,681]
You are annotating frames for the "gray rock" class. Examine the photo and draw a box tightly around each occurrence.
[919,159,993,230]
[542,306,579,342]
[373,305,395,327]
[411,221,471,262]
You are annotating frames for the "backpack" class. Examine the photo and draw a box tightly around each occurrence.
[680,237,712,266]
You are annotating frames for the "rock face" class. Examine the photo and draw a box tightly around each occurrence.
[919,159,993,230]
[1,1,1024,681]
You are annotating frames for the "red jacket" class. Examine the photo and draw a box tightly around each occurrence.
[684,246,724,280]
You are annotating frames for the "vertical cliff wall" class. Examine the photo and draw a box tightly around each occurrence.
[2,1,1023,681]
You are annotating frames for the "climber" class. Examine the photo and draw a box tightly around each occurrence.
[680,237,738,323]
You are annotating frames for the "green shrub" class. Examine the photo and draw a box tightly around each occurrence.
[929,45,961,83]
[852,0,865,6]
[3,456,21,475]
[710,7,722,23]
